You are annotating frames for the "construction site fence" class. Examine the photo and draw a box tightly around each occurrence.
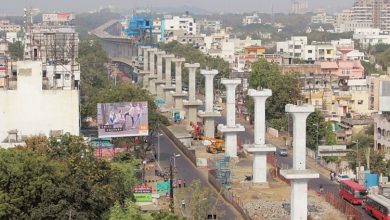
[208,169,253,220]
[324,191,364,220]
[160,125,197,166]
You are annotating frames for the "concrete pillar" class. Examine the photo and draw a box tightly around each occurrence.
[162,54,176,107]
[171,58,187,118]
[148,49,158,95]
[142,47,152,72]
[245,89,276,184]
[198,70,221,138]
[280,104,319,220]
[155,51,166,99]
[217,78,245,158]
[183,63,202,130]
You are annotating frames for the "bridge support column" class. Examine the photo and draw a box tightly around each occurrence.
[162,54,176,108]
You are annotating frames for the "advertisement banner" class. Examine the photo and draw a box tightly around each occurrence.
[97,102,149,138]
[132,185,152,193]
[134,193,152,202]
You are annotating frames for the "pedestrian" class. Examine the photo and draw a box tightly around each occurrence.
[319,184,324,196]
[330,171,333,181]
[177,179,182,188]
[183,179,186,188]
[181,199,186,209]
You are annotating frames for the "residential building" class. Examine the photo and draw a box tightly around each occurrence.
[198,19,222,33]
[311,9,336,24]
[0,20,21,33]
[242,13,261,26]
[374,113,390,157]
[374,78,390,157]
[276,36,308,58]
[369,74,390,112]
[0,39,7,56]
[335,0,390,33]
[6,32,18,43]
[291,0,308,14]
[161,15,197,42]
[353,28,390,48]
[0,61,80,148]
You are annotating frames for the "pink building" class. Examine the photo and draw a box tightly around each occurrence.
[316,46,364,79]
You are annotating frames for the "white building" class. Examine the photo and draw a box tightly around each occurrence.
[243,13,261,26]
[0,61,80,147]
[311,9,335,24]
[198,19,222,33]
[277,36,308,58]
[353,28,390,48]
[6,32,19,43]
[0,20,21,33]
[162,15,197,37]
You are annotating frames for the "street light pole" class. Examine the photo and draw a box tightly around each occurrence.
[313,123,319,159]
[353,140,360,181]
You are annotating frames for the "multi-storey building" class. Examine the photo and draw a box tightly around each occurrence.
[242,13,262,26]
[373,79,390,157]
[353,27,390,48]
[291,0,308,14]
[197,19,222,33]
[0,20,21,32]
[336,0,390,33]
[276,36,308,58]
[0,61,80,148]
[311,9,336,24]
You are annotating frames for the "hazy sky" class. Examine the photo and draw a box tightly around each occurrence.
[1,0,355,15]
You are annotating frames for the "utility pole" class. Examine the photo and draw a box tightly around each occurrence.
[169,157,174,212]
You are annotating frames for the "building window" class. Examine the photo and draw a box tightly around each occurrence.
[308,50,313,53]
[189,27,193,31]
[358,100,363,104]
[326,49,332,54]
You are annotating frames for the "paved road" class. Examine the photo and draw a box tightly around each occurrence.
[156,132,241,220]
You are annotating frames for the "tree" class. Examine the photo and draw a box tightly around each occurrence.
[247,59,302,120]
[0,134,135,219]
[306,109,326,150]
[8,41,24,60]
[325,121,336,145]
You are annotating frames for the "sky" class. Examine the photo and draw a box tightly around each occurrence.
[1,0,355,15]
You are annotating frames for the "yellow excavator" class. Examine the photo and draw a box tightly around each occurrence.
[200,136,225,154]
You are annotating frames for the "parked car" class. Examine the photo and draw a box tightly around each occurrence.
[213,104,223,111]
[278,148,288,157]
[336,174,351,182]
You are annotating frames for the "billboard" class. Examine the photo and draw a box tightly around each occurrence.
[42,13,75,22]
[133,185,153,202]
[97,102,148,138]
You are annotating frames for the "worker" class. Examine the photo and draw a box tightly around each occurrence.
[181,199,186,209]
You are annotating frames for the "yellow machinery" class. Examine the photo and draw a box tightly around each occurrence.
[200,136,225,154]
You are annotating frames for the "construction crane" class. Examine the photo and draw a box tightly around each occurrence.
[200,136,225,154]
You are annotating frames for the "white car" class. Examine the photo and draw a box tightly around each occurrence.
[336,174,351,182]
[213,105,223,111]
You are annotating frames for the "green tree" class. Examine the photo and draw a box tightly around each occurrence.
[325,121,336,145]
[306,109,326,150]
[8,41,24,60]
[0,134,135,219]
[247,59,302,120]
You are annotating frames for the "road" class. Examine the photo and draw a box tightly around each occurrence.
[213,109,372,219]
[156,132,241,220]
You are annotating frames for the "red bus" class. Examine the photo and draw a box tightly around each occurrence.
[339,180,368,205]
[363,194,390,220]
